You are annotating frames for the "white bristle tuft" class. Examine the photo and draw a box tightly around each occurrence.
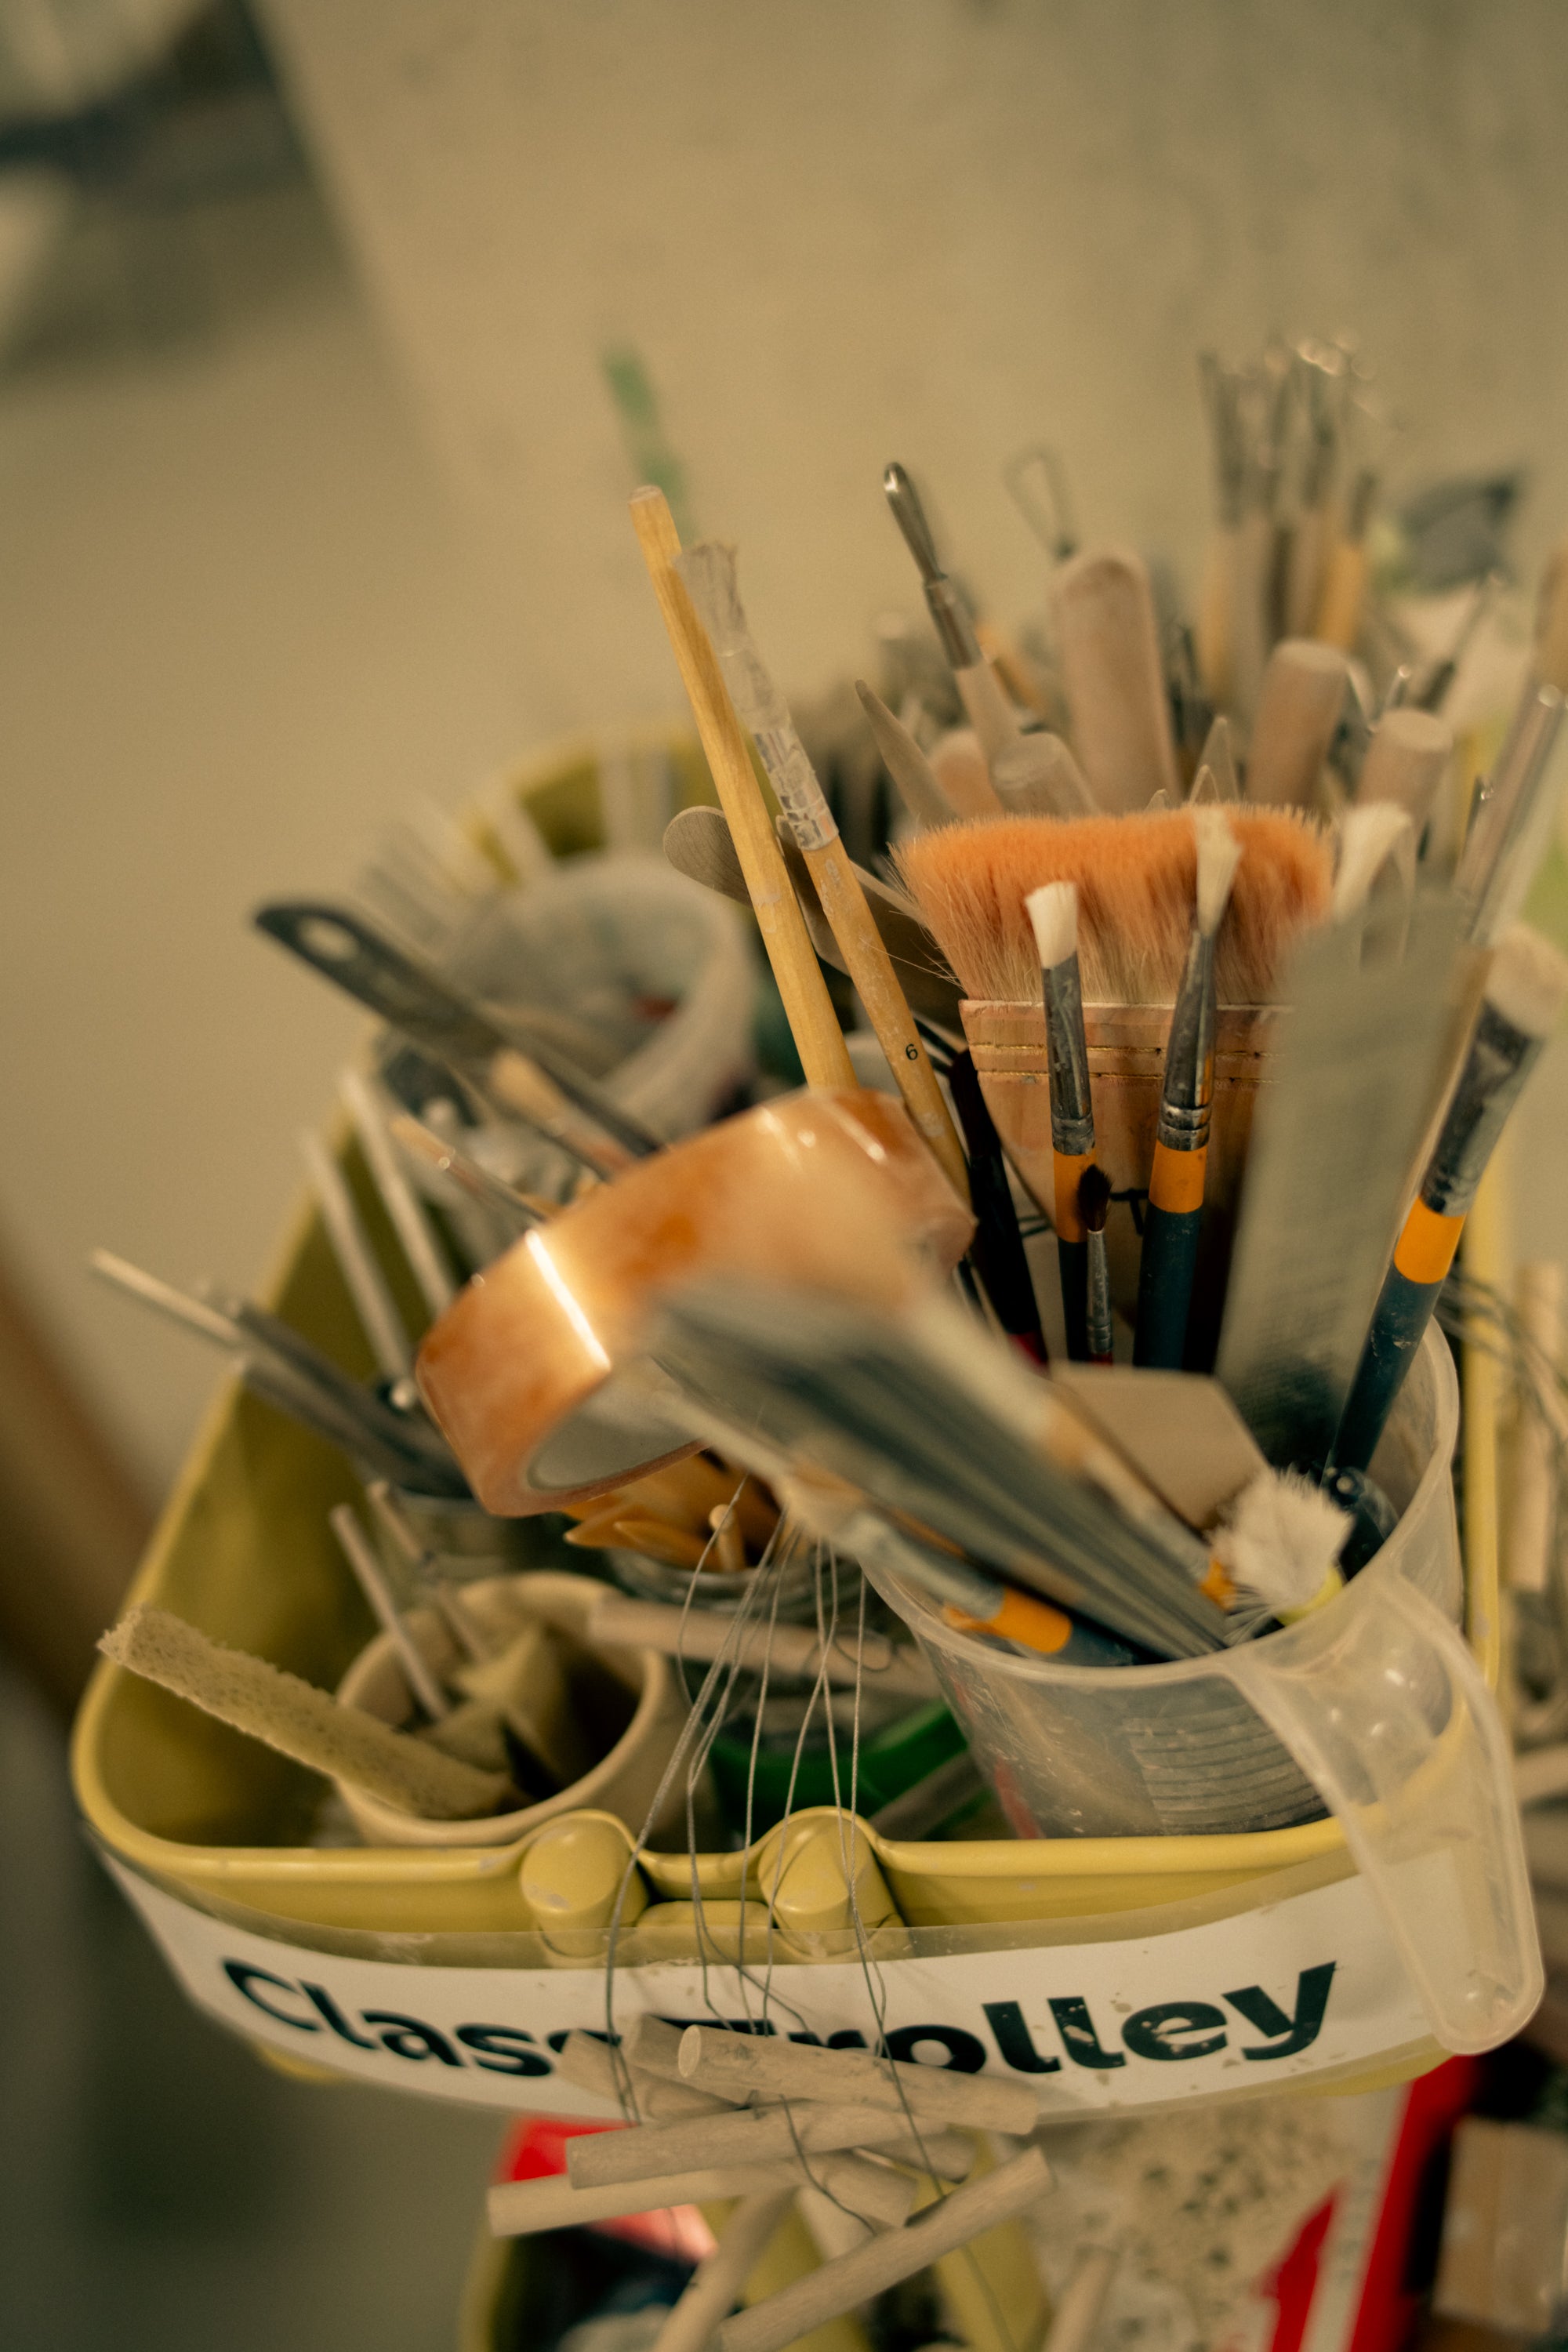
[1331,802,1415,922]
[1486,920,1568,1042]
[1214,1468,1352,1617]
[1025,880,1079,972]
[1192,808,1242,938]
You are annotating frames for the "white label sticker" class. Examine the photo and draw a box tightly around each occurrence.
[105,1861,1433,2118]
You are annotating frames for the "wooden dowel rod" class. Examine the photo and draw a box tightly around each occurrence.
[1245,639,1348,806]
[619,2013,691,2080]
[630,488,854,1090]
[717,2147,1051,2352]
[554,2030,733,2119]
[677,2025,1039,2135]
[1042,2245,1119,2351]
[488,2161,800,2238]
[652,2191,798,2352]
[568,2101,938,2190]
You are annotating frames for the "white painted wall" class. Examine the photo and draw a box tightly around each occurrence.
[260,0,1568,733]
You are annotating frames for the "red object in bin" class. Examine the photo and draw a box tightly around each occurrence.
[1257,2056,1482,2352]
[493,2114,717,2264]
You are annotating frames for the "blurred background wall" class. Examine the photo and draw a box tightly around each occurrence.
[260,0,1568,725]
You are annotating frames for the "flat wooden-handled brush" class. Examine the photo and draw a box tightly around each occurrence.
[1049,546,1181,812]
[1356,706,1453,837]
[883,461,1016,786]
[1025,881,1095,1360]
[1332,922,1568,1472]
[630,488,855,1091]
[676,539,968,1201]
[1245,639,1349,807]
[1134,808,1242,1368]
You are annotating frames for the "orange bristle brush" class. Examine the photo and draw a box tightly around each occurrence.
[894,808,1332,1007]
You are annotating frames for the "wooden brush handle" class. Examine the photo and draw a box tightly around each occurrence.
[631,489,853,1089]
[803,837,969,1201]
[1051,547,1180,811]
[1313,537,1368,652]
[1356,707,1452,830]
[929,728,1002,818]
[1246,638,1348,806]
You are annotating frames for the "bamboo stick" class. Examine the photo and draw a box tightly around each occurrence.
[631,488,854,1090]
[677,2025,1039,2134]
[717,2148,1051,2352]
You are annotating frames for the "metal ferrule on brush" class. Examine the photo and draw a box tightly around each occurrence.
[1043,955,1094,1156]
[1155,933,1218,1155]
[1421,1001,1542,1218]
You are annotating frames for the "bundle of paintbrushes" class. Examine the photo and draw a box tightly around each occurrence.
[92,341,1568,1870]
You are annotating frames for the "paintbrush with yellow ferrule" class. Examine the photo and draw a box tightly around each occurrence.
[1134,808,1242,1369]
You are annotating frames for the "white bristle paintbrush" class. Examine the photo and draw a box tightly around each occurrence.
[1133,808,1243,1370]
[896,808,1332,1008]
[1024,879,1096,1362]
[1331,802,1416,931]
[1215,1467,1352,1632]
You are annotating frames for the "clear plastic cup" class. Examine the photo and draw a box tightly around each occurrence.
[861,1327,1541,2055]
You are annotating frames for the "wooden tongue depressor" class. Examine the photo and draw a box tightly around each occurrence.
[882,463,1017,785]
[631,487,855,1091]
[566,2102,959,2190]
[414,1089,974,1515]
[674,2024,1040,2134]
[716,2147,1051,2352]
[98,1606,512,1820]
[853,680,955,829]
[1244,640,1350,807]
[673,541,969,1201]
[1356,707,1453,834]
[1048,547,1181,813]
[586,1592,938,1698]
[1214,896,1467,1467]
[1048,1367,1268,1531]
[662,804,964,1033]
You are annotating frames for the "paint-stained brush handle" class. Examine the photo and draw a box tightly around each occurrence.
[630,489,855,1091]
[947,1051,1046,1361]
[1330,1203,1457,1473]
[1134,1145,1207,1370]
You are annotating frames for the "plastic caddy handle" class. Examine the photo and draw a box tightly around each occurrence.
[1221,1560,1542,2055]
